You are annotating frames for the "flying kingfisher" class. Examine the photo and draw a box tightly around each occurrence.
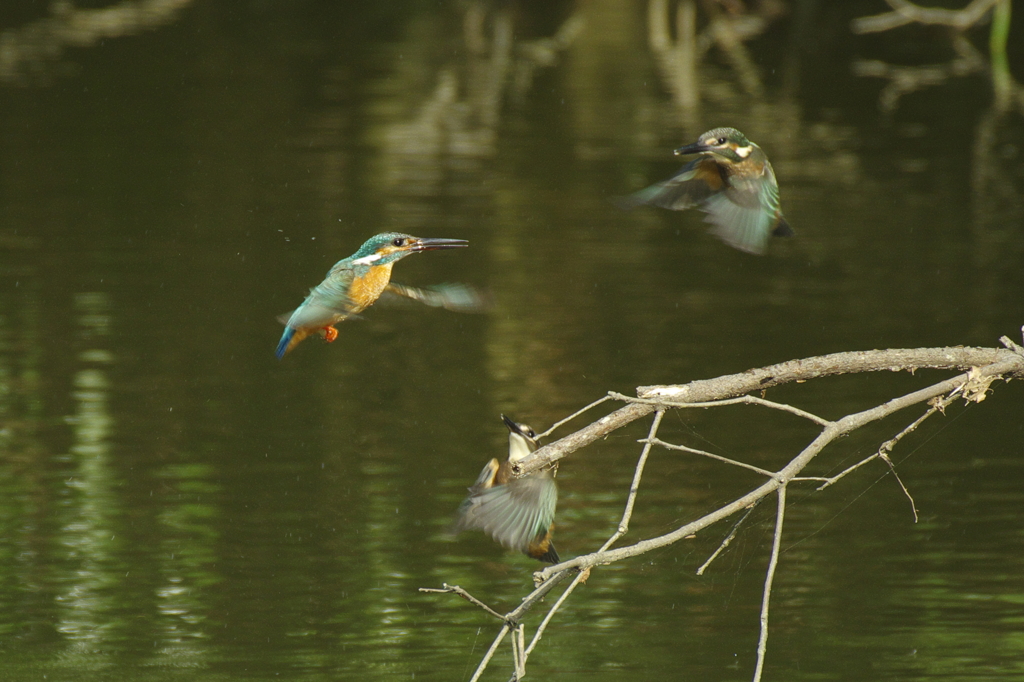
[455,414,559,563]
[275,232,469,358]
[619,127,793,255]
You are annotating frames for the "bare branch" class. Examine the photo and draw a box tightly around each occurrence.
[469,625,511,682]
[852,0,1001,34]
[536,356,1021,582]
[418,584,505,620]
[435,343,1024,681]
[516,347,1022,477]
[879,453,919,522]
[604,410,666,549]
[753,485,787,682]
[644,436,777,478]
[697,499,764,575]
[610,391,835,427]
[524,568,591,658]
[537,394,613,440]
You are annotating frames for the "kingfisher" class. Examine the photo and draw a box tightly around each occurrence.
[276,232,469,358]
[619,127,793,255]
[455,414,559,563]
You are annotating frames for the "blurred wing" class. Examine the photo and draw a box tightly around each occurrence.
[383,283,491,313]
[615,157,725,211]
[701,192,772,255]
[700,169,778,255]
[456,476,557,554]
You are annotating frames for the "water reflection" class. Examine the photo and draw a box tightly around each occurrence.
[55,293,119,657]
[0,0,195,85]
[0,1,1021,680]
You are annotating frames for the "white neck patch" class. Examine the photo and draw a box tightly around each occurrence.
[508,433,536,463]
[735,145,753,159]
[351,253,383,266]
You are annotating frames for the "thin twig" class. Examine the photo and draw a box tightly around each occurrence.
[524,568,591,658]
[999,334,1024,355]
[418,584,506,620]
[512,623,526,680]
[878,453,919,522]
[697,499,763,575]
[752,485,787,682]
[604,410,666,549]
[469,625,511,682]
[643,436,777,478]
[814,453,881,491]
[537,395,612,439]
[611,391,834,427]
[816,387,959,493]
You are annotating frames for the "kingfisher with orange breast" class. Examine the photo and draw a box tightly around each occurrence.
[619,127,793,255]
[276,232,471,358]
[456,414,559,564]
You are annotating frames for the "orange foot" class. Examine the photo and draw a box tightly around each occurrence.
[322,326,338,343]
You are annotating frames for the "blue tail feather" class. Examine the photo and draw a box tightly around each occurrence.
[276,328,295,359]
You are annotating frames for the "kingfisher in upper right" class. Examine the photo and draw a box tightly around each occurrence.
[618,127,793,255]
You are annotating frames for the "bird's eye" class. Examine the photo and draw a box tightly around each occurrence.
[717,137,727,145]
[392,238,406,247]
[526,429,536,438]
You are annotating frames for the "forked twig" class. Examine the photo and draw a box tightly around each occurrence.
[816,386,961,496]
[697,498,764,575]
[418,584,505,620]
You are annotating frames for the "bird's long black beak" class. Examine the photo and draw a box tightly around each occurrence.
[673,140,709,157]
[501,414,528,437]
[411,237,469,252]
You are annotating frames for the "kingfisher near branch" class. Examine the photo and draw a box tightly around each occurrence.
[456,415,559,564]
[275,232,469,358]
[619,127,793,255]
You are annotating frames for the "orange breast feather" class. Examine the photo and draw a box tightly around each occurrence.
[347,263,395,312]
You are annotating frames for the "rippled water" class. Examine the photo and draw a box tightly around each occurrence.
[0,2,1022,681]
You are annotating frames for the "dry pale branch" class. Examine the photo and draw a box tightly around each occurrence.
[642,436,776,477]
[852,0,1002,34]
[425,344,1023,682]
[753,485,787,682]
[515,346,1018,477]
[418,584,505,620]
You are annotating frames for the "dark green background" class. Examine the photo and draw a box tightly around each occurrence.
[1,1,1022,680]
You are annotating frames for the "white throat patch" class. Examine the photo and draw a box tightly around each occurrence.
[351,253,383,266]
[508,433,536,463]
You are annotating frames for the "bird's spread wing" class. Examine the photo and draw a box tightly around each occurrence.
[615,157,725,211]
[467,458,500,495]
[701,167,779,255]
[280,275,360,331]
[383,283,491,313]
[456,475,557,554]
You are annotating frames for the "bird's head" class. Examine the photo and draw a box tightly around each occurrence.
[674,127,756,164]
[501,414,540,463]
[350,232,468,266]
